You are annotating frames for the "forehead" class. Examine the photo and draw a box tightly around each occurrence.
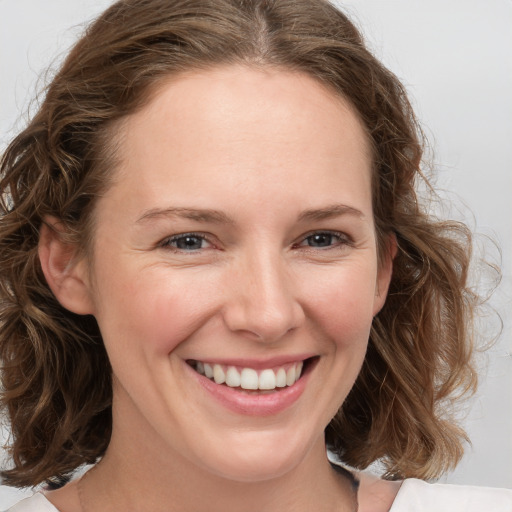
[121,65,370,152]
[104,65,373,219]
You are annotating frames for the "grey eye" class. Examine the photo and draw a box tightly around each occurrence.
[170,235,206,250]
[305,233,336,247]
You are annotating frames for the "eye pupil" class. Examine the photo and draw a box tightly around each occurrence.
[308,234,332,247]
[175,236,203,250]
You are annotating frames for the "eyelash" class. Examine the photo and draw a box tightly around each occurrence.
[159,232,214,252]
[293,231,353,250]
[159,230,353,253]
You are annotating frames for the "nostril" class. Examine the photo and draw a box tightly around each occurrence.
[221,270,305,342]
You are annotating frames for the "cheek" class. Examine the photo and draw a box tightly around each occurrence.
[304,263,378,348]
[93,267,223,358]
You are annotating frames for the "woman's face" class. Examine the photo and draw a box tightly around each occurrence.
[83,66,392,481]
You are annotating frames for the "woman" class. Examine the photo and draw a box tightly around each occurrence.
[0,0,510,510]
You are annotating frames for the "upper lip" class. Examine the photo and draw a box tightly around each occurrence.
[186,354,316,370]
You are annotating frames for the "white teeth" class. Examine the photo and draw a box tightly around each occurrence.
[240,368,259,390]
[213,364,225,384]
[286,366,296,386]
[225,366,241,388]
[204,363,214,379]
[259,369,276,390]
[194,360,306,390]
[296,361,303,380]
[276,368,287,388]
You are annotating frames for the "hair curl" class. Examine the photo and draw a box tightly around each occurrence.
[0,0,480,487]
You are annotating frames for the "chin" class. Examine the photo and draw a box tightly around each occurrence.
[194,428,316,483]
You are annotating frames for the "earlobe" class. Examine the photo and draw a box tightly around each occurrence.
[373,233,397,316]
[38,217,94,315]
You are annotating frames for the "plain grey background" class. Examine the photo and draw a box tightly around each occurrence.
[0,0,511,506]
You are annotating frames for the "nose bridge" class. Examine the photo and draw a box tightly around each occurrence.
[224,245,304,341]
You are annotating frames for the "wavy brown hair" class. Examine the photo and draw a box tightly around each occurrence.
[1,0,479,487]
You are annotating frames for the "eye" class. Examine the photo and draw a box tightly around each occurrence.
[296,231,351,249]
[161,233,212,252]
[304,233,336,248]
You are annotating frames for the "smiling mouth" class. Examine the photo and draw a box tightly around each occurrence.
[188,358,315,392]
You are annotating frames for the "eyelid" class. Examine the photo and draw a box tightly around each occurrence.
[294,230,354,249]
[158,232,215,252]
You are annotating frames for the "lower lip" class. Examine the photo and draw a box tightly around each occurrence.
[187,362,312,416]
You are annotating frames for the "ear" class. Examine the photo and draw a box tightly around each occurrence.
[372,233,397,316]
[38,217,95,315]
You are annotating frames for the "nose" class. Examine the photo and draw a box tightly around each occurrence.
[222,249,305,343]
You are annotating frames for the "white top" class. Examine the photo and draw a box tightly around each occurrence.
[389,479,512,511]
[5,480,512,511]
[5,493,55,512]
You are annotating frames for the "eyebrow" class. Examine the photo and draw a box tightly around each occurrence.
[136,203,365,225]
[297,204,366,222]
[136,207,235,225]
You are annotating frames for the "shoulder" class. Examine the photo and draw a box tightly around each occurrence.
[389,478,512,512]
[4,493,59,512]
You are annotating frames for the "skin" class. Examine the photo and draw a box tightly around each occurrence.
[41,65,397,512]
